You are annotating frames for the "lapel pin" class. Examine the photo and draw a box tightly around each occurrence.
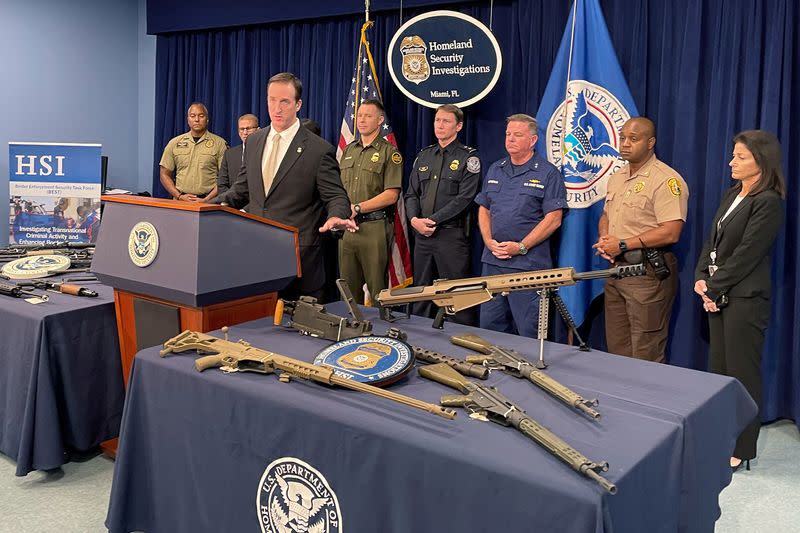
[297,147,303,153]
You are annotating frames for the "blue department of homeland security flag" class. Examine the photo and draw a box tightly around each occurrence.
[534,0,639,326]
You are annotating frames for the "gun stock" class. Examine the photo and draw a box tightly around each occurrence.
[418,363,471,392]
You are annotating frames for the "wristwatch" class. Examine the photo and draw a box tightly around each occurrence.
[354,204,362,215]
[518,242,528,255]
[618,239,628,253]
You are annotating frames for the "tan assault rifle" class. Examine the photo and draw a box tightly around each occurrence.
[159,329,456,420]
[376,264,645,315]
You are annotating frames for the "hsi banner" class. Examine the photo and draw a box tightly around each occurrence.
[8,142,102,245]
[535,0,639,326]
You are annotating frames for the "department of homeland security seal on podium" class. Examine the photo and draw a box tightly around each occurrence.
[128,221,159,267]
[387,10,502,108]
[257,457,342,533]
[314,335,414,387]
[545,80,632,208]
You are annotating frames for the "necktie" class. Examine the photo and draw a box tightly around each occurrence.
[421,148,445,217]
[262,133,281,196]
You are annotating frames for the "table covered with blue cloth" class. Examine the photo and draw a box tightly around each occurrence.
[106,304,755,533]
[0,283,124,476]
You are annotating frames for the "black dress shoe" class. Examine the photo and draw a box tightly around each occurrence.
[731,459,751,472]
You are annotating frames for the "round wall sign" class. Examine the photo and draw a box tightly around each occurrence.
[388,10,503,108]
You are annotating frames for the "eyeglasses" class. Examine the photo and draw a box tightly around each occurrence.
[238,126,258,132]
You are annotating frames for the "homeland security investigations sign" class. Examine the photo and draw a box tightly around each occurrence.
[387,10,502,108]
[545,80,631,208]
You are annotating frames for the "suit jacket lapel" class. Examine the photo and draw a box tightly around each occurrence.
[718,194,753,236]
[267,127,308,197]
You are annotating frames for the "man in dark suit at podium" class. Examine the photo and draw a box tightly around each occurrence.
[216,73,356,299]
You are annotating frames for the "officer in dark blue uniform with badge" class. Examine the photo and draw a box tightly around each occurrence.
[475,114,568,337]
[405,104,481,324]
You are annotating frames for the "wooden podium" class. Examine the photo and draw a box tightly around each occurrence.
[93,196,300,455]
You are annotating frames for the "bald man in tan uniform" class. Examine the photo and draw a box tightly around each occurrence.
[593,117,688,363]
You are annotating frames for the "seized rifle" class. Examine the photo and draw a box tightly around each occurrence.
[159,329,456,420]
[273,279,372,341]
[0,243,94,261]
[376,263,645,315]
[451,334,600,419]
[419,363,616,494]
[0,281,49,302]
[17,279,98,297]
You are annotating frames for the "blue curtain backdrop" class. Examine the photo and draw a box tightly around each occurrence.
[152,0,799,426]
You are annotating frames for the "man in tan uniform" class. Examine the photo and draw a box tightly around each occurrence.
[159,102,227,202]
[593,117,688,363]
[338,99,402,304]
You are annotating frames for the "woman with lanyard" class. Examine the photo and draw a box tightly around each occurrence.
[694,130,785,472]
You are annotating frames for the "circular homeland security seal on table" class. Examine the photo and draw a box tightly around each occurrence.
[1,254,72,279]
[546,80,633,208]
[257,457,342,533]
[128,221,159,267]
[314,335,414,387]
[387,10,502,108]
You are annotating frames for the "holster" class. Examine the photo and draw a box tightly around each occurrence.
[622,248,671,280]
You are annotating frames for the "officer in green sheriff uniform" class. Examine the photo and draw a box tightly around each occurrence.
[338,99,402,305]
[159,102,228,202]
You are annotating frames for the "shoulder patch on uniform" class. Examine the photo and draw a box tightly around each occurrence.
[449,159,460,171]
[633,181,645,193]
[466,156,480,173]
[667,177,682,197]
[391,152,403,165]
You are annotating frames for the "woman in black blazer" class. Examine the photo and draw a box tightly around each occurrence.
[694,130,785,471]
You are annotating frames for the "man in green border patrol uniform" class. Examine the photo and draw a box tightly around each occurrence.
[338,99,402,305]
[159,102,227,202]
[405,104,481,325]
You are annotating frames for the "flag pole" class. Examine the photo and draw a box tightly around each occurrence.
[559,0,579,150]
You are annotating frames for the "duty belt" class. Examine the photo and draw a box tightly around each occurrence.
[355,209,388,224]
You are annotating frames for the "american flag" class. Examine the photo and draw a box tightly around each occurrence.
[337,21,413,289]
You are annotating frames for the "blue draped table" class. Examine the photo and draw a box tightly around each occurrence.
[106,304,755,533]
[0,283,124,476]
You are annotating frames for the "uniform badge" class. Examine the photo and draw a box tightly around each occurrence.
[391,152,403,165]
[314,335,414,387]
[399,35,430,84]
[466,156,480,173]
[371,152,381,163]
[667,177,682,197]
[633,181,646,193]
[128,221,160,267]
[205,139,214,147]
[176,141,189,148]
[449,159,460,171]
[418,165,429,172]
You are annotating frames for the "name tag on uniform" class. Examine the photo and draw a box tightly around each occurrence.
[487,179,499,185]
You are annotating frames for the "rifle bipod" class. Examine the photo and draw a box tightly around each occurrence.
[535,287,590,369]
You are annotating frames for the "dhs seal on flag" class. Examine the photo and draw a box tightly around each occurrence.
[546,80,632,208]
[387,10,502,108]
[257,457,342,533]
[314,335,414,387]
